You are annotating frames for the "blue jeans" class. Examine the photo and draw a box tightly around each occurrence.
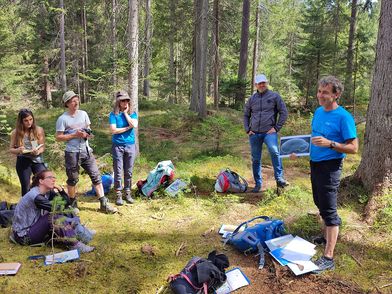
[112,144,136,191]
[249,133,284,187]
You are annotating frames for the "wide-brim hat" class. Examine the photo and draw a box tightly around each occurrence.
[62,91,78,106]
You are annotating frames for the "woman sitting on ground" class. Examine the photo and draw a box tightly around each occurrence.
[10,109,46,196]
[11,170,95,253]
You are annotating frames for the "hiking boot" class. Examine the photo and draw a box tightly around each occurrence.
[311,235,327,246]
[72,241,95,253]
[312,256,335,274]
[277,179,290,188]
[99,197,118,214]
[251,185,261,193]
[125,190,135,204]
[115,191,124,206]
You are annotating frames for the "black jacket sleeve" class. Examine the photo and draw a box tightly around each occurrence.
[34,194,52,211]
[48,189,72,207]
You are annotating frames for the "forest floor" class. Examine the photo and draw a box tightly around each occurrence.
[0,102,391,293]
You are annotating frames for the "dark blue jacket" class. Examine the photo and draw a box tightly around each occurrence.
[243,89,288,133]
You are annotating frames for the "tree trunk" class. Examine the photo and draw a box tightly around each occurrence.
[344,0,358,105]
[143,0,152,97]
[168,0,177,104]
[81,0,88,103]
[235,0,250,106]
[251,0,260,89]
[332,0,340,75]
[59,0,67,92]
[43,56,52,108]
[354,0,392,223]
[212,0,220,110]
[111,0,118,89]
[128,0,139,151]
[190,0,208,118]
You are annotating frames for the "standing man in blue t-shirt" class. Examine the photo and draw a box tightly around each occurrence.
[109,91,138,206]
[309,76,358,273]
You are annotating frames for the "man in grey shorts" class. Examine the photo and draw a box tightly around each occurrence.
[56,91,117,214]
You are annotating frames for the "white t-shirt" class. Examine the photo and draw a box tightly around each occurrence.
[56,110,92,152]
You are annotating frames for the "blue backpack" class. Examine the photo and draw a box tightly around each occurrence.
[225,216,286,268]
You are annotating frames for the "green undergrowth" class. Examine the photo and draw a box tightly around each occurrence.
[0,101,391,293]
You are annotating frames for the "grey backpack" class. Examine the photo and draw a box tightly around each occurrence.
[215,169,248,193]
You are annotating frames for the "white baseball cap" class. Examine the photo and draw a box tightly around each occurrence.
[255,74,268,84]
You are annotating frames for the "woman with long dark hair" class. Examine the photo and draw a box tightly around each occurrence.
[109,91,138,205]
[10,109,46,196]
[11,170,95,252]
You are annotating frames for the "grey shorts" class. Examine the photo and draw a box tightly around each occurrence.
[65,151,101,186]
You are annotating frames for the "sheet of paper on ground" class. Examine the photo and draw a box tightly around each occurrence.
[0,263,21,275]
[44,249,80,265]
[215,267,250,294]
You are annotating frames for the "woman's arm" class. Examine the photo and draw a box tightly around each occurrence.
[32,127,45,155]
[109,124,132,135]
[124,112,138,128]
[9,130,24,155]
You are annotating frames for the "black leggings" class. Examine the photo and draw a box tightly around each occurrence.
[16,156,46,196]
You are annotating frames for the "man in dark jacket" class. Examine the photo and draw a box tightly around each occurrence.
[244,74,289,192]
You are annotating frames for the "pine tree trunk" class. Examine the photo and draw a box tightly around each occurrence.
[354,0,392,223]
[143,0,152,97]
[344,0,358,105]
[168,0,175,104]
[235,0,250,106]
[128,0,139,151]
[43,56,52,108]
[190,0,208,118]
[112,0,118,89]
[212,0,220,110]
[81,0,88,103]
[59,0,67,92]
[251,0,260,88]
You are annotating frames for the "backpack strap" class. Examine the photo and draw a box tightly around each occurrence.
[180,273,205,291]
[231,216,270,235]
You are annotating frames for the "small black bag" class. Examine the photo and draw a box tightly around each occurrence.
[0,201,16,228]
[169,251,229,294]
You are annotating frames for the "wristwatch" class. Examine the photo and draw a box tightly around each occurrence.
[329,141,337,149]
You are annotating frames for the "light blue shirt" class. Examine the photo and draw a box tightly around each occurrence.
[310,106,357,162]
[109,112,138,145]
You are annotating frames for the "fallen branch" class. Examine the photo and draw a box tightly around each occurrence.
[350,254,363,267]
[175,242,186,257]
[380,282,392,289]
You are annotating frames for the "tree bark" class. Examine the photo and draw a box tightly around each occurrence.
[111,0,118,89]
[143,0,152,97]
[251,0,260,89]
[235,0,250,105]
[59,0,67,92]
[168,0,177,104]
[212,0,220,110]
[344,0,358,105]
[354,0,392,223]
[81,0,88,103]
[43,56,52,108]
[128,0,139,151]
[190,0,208,118]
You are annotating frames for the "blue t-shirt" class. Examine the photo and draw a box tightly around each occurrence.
[310,106,356,162]
[109,112,138,145]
